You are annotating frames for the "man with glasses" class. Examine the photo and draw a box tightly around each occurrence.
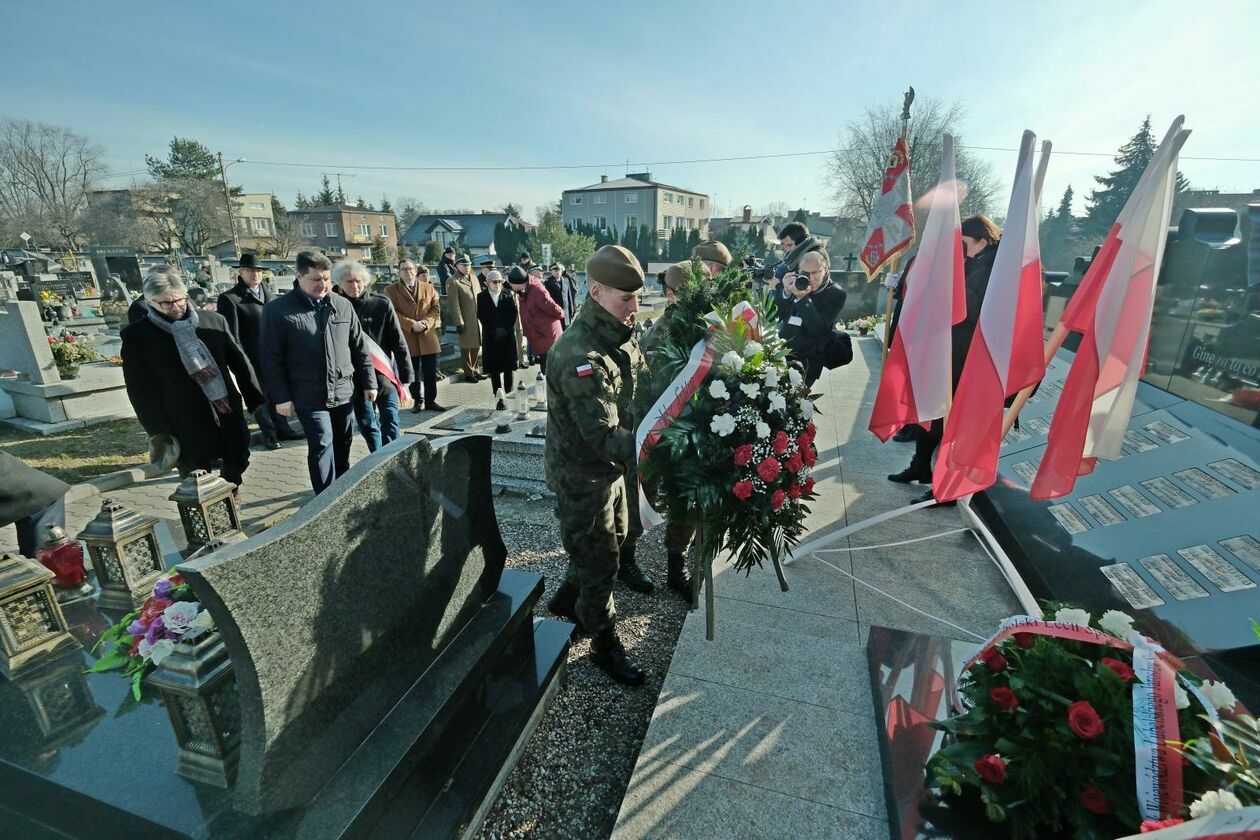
[780,251,847,387]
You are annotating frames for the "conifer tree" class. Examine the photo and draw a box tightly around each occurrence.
[315,176,336,206]
[1083,116,1188,240]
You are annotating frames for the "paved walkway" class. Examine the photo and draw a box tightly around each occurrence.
[611,336,1022,839]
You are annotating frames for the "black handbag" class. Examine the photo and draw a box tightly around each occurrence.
[823,329,853,369]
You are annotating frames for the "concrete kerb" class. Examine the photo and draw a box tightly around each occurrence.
[64,461,174,503]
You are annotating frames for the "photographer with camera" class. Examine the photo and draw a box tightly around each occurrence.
[779,250,848,386]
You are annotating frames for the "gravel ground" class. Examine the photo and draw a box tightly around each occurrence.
[476,491,689,840]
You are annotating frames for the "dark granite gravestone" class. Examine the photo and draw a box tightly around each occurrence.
[433,408,493,432]
[0,434,573,839]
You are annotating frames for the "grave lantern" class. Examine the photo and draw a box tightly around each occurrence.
[513,380,530,420]
[169,470,242,550]
[493,405,512,434]
[36,523,94,604]
[0,552,81,678]
[76,498,165,611]
[531,375,547,412]
[145,629,240,787]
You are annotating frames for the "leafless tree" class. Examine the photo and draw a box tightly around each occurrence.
[80,191,162,251]
[391,195,426,235]
[269,196,304,259]
[825,96,1000,223]
[0,118,107,249]
[135,178,231,256]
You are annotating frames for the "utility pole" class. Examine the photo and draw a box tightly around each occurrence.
[218,152,239,259]
[324,172,356,204]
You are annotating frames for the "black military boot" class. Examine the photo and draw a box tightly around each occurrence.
[666,551,692,602]
[591,628,645,686]
[617,555,654,593]
[546,580,580,625]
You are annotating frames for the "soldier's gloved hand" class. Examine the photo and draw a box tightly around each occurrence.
[456,325,465,335]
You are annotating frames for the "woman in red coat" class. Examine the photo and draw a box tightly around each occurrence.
[508,266,564,374]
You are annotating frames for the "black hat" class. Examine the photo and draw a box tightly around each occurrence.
[519,251,532,261]
[508,266,529,284]
[443,245,455,254]
[238,253,261,270]
[479,257,495,267]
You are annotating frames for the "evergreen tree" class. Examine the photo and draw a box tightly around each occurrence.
[1040,186,1083,273]
[636,224,657,264]
[335,183,346,205]
[718,224,742,253]
[145,137,219,180]
[371,236,390,264]
[792,207,808,224]
[294,192,311,209]
[686,228,701,253]
[356,195,367,209]
[1083,116,1189,240]
[622,223,639,260]
[315,176,336,206]
[423,241,440,263]
[380,196,393,213]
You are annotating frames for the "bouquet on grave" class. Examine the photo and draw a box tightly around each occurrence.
[926,605,1253,839]
[636,260,818,637]
[87,572,215,700]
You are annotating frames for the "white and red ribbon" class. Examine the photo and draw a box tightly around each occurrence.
[365,335,409,405]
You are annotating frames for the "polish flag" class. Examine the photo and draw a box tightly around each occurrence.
[933,132,1050,501]
[365,335,410,404]
[869,134,965,441]
[859,136,915,278]
[1031,117,1190,500]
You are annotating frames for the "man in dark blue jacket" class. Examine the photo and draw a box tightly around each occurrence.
[260,250,375,493]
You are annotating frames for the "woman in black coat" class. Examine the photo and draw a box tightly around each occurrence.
[475,270,519,408]
[121,269,264,492]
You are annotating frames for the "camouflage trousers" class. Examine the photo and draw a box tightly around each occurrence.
[557,478,628,635]
[625,469,695,556]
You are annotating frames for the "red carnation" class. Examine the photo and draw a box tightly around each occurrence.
[732,480,753,501]
[785,451,804,473]
[973,754,1006,784]
[803,476,815,494]
[979,646,1007,673]
[801,445,817,467]
[756,457,781,482]
[989,686,1019,711]
[1100,657,1135,683]
[787,484,802,500]
[64,334,75,343]
[733,444,754,466]
[771,431,790,454]
[1140,819,1185,832]
[771,488,786,510]
[796,433,810,450]
[804,422,817,442]
[1079,786,1109,814]
[1014,632,1036,649]
[1067,701,1105,740]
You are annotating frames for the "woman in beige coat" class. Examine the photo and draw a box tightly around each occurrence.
[384,260,447,412]
[446,256,483,381]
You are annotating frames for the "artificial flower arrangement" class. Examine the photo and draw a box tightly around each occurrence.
[927,605,1253,839]
[849,315,876,334]
[46,334,100,377]
[88,572,215,700]
[637,260,817,637]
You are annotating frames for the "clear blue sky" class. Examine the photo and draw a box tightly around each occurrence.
[4,0,1256,221]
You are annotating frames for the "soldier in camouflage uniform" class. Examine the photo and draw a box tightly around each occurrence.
[544,245,647,685]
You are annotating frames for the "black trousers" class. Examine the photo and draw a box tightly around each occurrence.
[489,370,515,395]
[410,354,438,405]
[537,352,548,375]
[909,418,945,469]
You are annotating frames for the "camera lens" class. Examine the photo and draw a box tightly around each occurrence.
[794,275,811,291]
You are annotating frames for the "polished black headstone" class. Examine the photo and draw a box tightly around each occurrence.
[433,408,493,432]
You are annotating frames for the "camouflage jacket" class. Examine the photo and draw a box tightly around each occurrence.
[544,298,641,495]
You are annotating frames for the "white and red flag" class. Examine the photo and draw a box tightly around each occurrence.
[859,136,915,278]
[1031,117,1190,500]
[869,134,965,441]
[365,335,410,405]
[933,132,1051,501]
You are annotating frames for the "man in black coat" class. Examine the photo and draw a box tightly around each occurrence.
[121,272,264,492]
[780,251,847,386]
[545,262,578,328]
[217,254,303,449]
[260,250,375,494]
[436,246,457,294]
[0,453,70,558]
[333,261,413,452]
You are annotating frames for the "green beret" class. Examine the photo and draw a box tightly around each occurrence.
[662,261,691,292]
[586,244,643,291]
[692,239,732,268]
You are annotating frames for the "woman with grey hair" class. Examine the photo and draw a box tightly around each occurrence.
[475,269,520,410]
[120,266,264,497]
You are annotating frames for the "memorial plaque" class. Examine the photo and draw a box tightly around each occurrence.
[1011,460,1038,484]
[1209,458,1260,491]
[1143,419,1191,444]
[1025,417,1050,436]
[1048,503,1091,534]
[1124,430,1159,453]
[1079,494,1126,526]
[432,408,493,432]
[1100,563,1165,609]
[1139,476,1197,509]
[1138,553,1209,601]
[1177,545,1256,592]
[1220,535,1260,573]
[1004,425,1031,445]
[1107,484,1160,518]
[1173,467,1236,499]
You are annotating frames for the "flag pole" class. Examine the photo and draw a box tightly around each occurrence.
[1000,322,1068,436]
[880,87,914,364]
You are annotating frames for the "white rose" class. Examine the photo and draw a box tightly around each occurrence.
[1098,609,1136,640]
[768,392,786,413]
[763,367,780,387]
[1174,681,1190,710]
[1200,680,1238,711]
[710,413,737,437]
[186,609,215,638]
[800,399,814,421]
[721,351,743,371]
[1053,607,1092,627]
[740,382,760,399]
[787,368,803,388]
[1189,790,1243,819]
[162,601,201,635]
[743,340,763,358]
[755,421,770,440]
[709,379,730,400]
[146,638,175,666]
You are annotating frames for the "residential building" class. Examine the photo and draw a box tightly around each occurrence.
[397,212,533,261]
[561,173,709,243]
[289,204,399,262]
[234,193,276,254]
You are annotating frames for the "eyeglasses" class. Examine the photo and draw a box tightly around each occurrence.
[150,297,187,310]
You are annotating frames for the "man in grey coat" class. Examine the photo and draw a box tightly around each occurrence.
[260,250,375,493]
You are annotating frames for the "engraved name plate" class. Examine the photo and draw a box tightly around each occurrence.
[1123,430,1159,453]
[1011,460,1038,484]
[1079,494,1127,526]
[1142,420,1190,444]
[1100,563,1165,609]
[1173,468,1236,500]
[1048,503,1092,535]
[1220,535,1260,573]
[1005,426,1031,444]
[1138,554,1209,600]
[1207,459,1260,491]
[1026,417,1051,436]
[1177,545,1256,592]
[1108,485,1160,518]
[1139,477,1197,509]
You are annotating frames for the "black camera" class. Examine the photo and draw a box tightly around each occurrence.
[793,273,812,292]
